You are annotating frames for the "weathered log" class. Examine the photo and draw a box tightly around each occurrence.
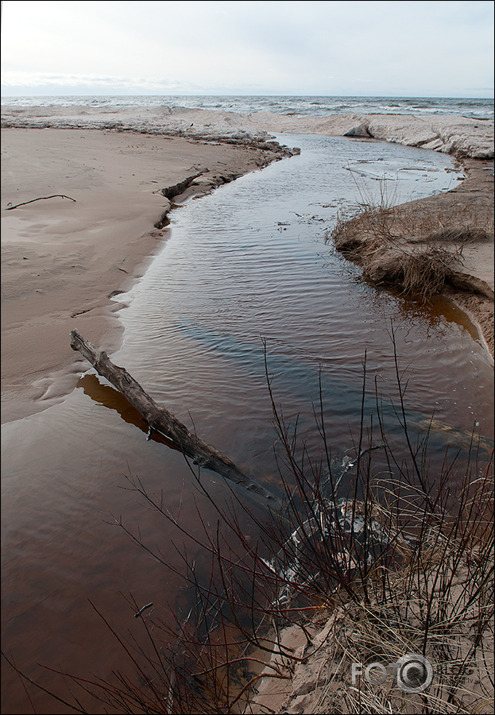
[70,330,279,506]
[160,171,204,200]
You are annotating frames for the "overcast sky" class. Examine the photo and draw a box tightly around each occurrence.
[1,0,493,97]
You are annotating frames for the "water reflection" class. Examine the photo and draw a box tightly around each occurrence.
[362,282,482,343]
[77,373,180,450]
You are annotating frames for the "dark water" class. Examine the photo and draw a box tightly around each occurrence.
[1,135,493,713]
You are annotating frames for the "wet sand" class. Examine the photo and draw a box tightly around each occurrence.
[1,127,287,423]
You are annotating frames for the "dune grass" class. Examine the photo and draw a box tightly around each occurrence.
[327,177,492,301]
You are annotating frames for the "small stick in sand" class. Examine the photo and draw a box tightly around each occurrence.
[6,194,77,210]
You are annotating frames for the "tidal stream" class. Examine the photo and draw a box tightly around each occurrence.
[2,134,493,713]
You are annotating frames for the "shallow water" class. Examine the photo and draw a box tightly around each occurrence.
[113,135,492,457]
[1,135,493,713]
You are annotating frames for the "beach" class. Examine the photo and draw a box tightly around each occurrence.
[1,125,289,423]
[2,101,493,158]
[1,104,493,425]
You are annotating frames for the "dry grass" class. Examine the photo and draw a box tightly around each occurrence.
[328,185,493,301]
[363,245,465,300]
[294,472,494,715]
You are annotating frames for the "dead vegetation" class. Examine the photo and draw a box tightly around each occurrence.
[328,199,492,301]
[267,467,494,715]
[365,244,465,301]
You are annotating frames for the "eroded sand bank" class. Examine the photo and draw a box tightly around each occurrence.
[331,157,494,356]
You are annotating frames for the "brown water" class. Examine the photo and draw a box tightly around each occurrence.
[2,135,493,713]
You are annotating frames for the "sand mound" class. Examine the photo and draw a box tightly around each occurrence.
[2,104,493,159]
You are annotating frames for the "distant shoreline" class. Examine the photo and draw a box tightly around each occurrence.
[2,100,494,158]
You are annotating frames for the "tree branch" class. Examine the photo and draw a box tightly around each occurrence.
[6,195,76,210]
[70,330,279,507]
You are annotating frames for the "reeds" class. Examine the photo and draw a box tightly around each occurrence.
[3,345,493,714]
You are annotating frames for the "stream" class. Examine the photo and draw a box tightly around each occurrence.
[2,134,493,713]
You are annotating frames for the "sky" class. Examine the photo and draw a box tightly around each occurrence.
[1,0,493,98]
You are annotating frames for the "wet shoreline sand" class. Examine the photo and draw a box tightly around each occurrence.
[1,126,289,424]
[1,107,493,424]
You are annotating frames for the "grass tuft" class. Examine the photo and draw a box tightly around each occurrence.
[327,178,493,302]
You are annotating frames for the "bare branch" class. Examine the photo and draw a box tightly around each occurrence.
[6,194,76,210]
[70,329,279,507]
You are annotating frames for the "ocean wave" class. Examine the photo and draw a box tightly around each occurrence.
[1,94,493,120]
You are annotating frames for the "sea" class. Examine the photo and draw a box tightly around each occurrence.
[1,94,493,120]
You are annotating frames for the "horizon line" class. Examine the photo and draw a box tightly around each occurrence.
[1,92,494,100]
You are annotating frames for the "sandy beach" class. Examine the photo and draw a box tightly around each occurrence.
[1,106,493,426]
[1,126,289,423]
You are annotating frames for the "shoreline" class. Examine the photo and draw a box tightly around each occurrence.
[1,126,290,424]
[1,107,493,425]
[330,156,494,358]
[2,104,493,159]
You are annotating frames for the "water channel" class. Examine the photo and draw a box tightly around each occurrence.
[2,134,493,713]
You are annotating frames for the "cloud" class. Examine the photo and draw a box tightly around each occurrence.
[1,71,191,93]
[1,0,493,97]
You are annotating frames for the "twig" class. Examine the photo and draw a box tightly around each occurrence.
[134,603,153,618]
[6,194,76,210]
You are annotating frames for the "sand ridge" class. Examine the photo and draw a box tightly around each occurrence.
[2,103,493,158]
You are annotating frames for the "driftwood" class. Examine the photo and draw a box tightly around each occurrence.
[6,194,76,210]
[70,330,279,507]
[160,171,204,201]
